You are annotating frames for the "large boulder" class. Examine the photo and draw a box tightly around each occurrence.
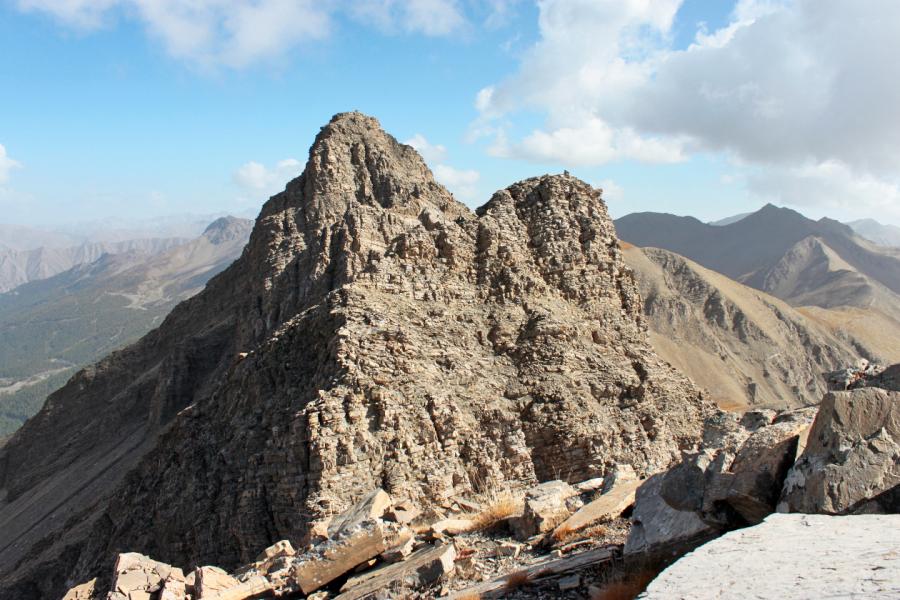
[625,473,716,556]
[660,409,814,527]
[779,387,900,514]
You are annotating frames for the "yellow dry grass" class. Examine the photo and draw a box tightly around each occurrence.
[466,491,522,531]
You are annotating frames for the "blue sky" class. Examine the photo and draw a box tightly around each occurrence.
[1,0,899,227]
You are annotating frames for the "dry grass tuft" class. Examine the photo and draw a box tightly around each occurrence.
[467,491,521,531]
[504,570,532,591]
[590,570,657,600]
[552,522,609,545]
[454,593,482,600]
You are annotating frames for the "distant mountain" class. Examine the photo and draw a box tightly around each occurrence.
[623,245,889,410]
[0,216,252,437]
[0,224,84,251]
[0,238,188,293]
[615,204,900,315]
[709,212,752,226]
[847,218,900,248]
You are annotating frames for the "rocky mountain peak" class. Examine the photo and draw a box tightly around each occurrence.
[0,113,714,599]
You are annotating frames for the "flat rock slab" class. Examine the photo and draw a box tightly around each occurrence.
[444,547,616,599]
[642,513,900,599]
[337,543,456,599]
[553,478,642,538]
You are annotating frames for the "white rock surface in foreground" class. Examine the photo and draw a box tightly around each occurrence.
[641,513,900,599]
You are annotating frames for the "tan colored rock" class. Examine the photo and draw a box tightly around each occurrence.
[381,531,416,563]
[337,543,456,599]
[159,571,187,600]
[328,488,393,538]
[553,478,642,538]
[601,465,638,493]
[574,478,605,494]
[62,579,96,600]
[255,539,296,563]
[293,520,409,594]
[200,575,272,600]
[384,502,421,525]
[511,480,579,540]
[108,553,177,599]
[194,566,239,598]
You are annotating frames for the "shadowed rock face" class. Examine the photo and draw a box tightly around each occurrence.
[0,113,712,598]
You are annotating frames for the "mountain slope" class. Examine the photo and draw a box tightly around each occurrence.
[614,204,900,311]
[623,245,883,411]
[848,218,900,248]
[0,113,712,599]
[0,217,252,437]
[0,237,189,293]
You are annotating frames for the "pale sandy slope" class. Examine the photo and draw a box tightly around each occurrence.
[623,245,897,411]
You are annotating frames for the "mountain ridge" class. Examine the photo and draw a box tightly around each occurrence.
[0,113,712,599]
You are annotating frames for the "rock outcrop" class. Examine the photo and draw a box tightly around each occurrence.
[0,112,711,599]
[779,384,900,514]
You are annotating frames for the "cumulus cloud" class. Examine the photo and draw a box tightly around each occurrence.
[350,0,466,36]
[477,0,900,215]
[433,164,480,201]
[405,134,480,201]
[17,0,465,67]
[233,158,303,197]
[404,133,447,163]
[0,144,22,185]
[747,161,900,220]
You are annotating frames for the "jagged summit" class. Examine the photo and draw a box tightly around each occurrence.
[0,113,712,599]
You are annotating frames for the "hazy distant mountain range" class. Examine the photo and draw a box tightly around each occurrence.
[0,217,252,437]
[616,204,900,313]
[846,218,900,248]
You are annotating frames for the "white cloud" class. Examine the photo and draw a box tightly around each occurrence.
[233,158,302,197]
[405,134,480,201]
[404,134,447,163]
[17,0,465,67]
[350,0,466,36]
[597,178,624,203]
[0,144,22,184]
[433,164,480,201]
[477,0,900,216]
[747,161,900,220]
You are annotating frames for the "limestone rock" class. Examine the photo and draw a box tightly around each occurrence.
[199,575,271,600]
[0,113,711,598]
[779,387,900,514]
[642,514,900,599]
[511,480,579,540]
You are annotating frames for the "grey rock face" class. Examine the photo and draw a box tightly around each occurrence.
[0,113,712,598]
[779,385,900,514]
